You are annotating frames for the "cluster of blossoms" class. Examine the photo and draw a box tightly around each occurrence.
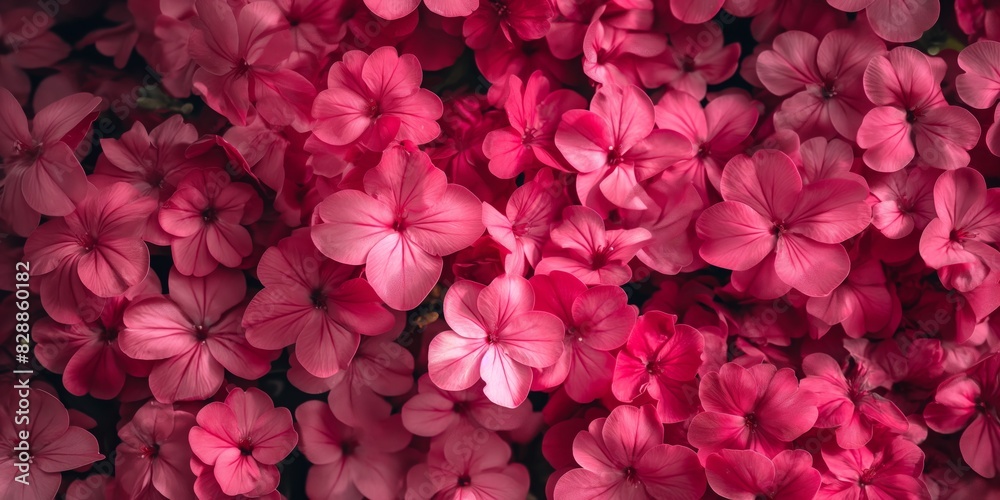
[2,0,1000,498]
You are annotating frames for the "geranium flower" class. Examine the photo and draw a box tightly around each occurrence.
[296,400,412,500]
[818,436,930,499]
[530,271,637,403]
[24,182,156,324]
[401,374,532,437]
[120,267,275,403]
[0,88,101,236]
[805,257,894,339]
[463,0,552,50]
[312,47,443,152]
[428,274,564,408]
[857,47,980,172]
[696,150,871,297]
[405,432,530,500]
[826,0,939,42]
[191,456,283,500]
[243,231,395,378]
[366,0,478,20]
[955,40,1000,156]
[0,9,71,105]
[705,449,822,500]
[869,167,939,240]
[620,182,703,275]
[613,311,704,423]
[800,353,909,450]
[189,388,297,497]
[688,363,818,458]
[640,22,740,100]
[482,173,564,275]
[581,11,667,86]
[115,400,197,499]
[0,389,103,500]
[311,146,483,311]
[535,206,652,286]
[553,404,706,500]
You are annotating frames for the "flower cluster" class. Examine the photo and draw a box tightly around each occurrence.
[2,0,1000,498]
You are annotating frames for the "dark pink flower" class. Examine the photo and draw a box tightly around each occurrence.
[0,9,70,104]
[311,146,484,311]
[115,400,197,499]
[620,182,704,275]
[366,0,478,20]
[482,173,565,275]
[463,0,552,49]
[817,436,930,499]
[956,40,1000,157]
[688,363,818,458]
[243,231,395,378]
[705,449,821,500]
[401,374,532,437]
[869,167,939,240]
[581,11,667,87]
[405,432,530,500]
[553,404,706,500]
[806,258,894,339]
[826,0,939,42]
[189,388,297,497]
[640,22,740,100]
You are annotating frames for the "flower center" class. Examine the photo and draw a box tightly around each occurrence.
[367,98,381,118]
[607,146,624,166]
[770,221,786,236]
[236,58,252,76]
[744,412,758,430]
[79,234,98,253]
[950,228,977,243]
[682,57,696,73]
[591,245,613,269]
[485,332,500,345]
[194,324,209,342]
[457,475,472,487]
[490,0,509,18]
[310,288,328,310]
[201,207,217,223]
[139,443,160,459]
[341,440,357,456]
[238,438,253,456]
[623,466,639,484]
[905,109,918,123]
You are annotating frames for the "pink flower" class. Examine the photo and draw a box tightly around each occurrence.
[0,389,103,500]
[705,449,821,500]
[536,206,652,286]
[869,167,939,240]
[0,9,71,105]
[555,82,690,211]
[688,363,818,458]
[857,47,980,172]
[296,400,411,500]
[428,274,564,408]
[243,231,395,378]
[463,0,552,50]
[955,40,1000,157]
[189,0,316,130]
[612,311,704,423]
[311,146,484,311]
[582,12,667,86]
[158,170,261,277]
[620,182,704,275]
[405,432,530,500]
[919,168,1000,292]
[696,150,871,297]
[0,88,101,236]
[818,436,930,499]
[482,174,564,275]
[800,353,909,450]
[756,29,884,141]
[640,22,740,100]
[189,388,297,497]
[483,71,586,179]
[553,404,706,500]
[24,182,156,324]
[924,353,1000,479]
[366,0,478,20]
[120,267,275,403]
[115,401,197,499]
[312,47,443,152]
[530,271,637,402]
[806,258,894,339]
[401,374,532,437]
[826,0,939,42]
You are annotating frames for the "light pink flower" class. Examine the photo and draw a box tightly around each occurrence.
[688,363,818,458]
[553,404,706,500]
[826,0,939,42]
[244,231,394,378]
[189,388,297,497]
[536,206,652,286]
[696,150,871,297]
[869,167,939,239]
[296,400,411,500]
[401,374,532,437]
[0,88,101,236]
[311,146,484,311]
[115,401,197,499]
[581,12,667,87]
[405,432,530,500]
[366,0,478,20]
[120,267,275,403]
[705,449,821,500]
[640,22,740,100]
[817,436,930,499]
[482,174,564,275]
[428,274,564,408]
[312,47,442,152]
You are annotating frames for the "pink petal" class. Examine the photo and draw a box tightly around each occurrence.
[365,232,443,311]
[696,201,776,271]
[479,346,533,408]
[428,330,488,391]
[774,234,850,297]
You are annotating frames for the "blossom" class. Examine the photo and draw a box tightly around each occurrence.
[696,149,871,297]
[405,432,530,500]
[955,40,1000,156]
[640,22,741,100]
[189,388,297,497]
[0,88,101,236]
[312,47,442,152]
[826,0,939,42]
[805,257,894,339]
[481,174,564,275]
[428,274,564,408]
[620,181,703,275]
[553,404,706,500]
[463,0,552,50]
[401,374,532,437]
[311,146,484,311]
[115,400,198,499]
[366,0,478,20]
[0,9,71,105]
[818,436,931,499]
[705,449,822,500]
[243,231,395,378]
[24,182,156,324]
[869,167,939,240]
[688,363,818,458]
[120,267,275,402]
[581,12,667,86]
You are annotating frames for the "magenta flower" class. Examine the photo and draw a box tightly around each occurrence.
[818,436,930,499]
[24,182,156,324]
[581,13,667,87]
[311,147,484,311]
[554,404,707,500]
[688,363,818,458]
[0,88,101,236]
[189,388,297,497]
[366,0,478,20]
[800,353,909,450]
[463,0,552,50]
[705,449,821,500]
[805,258,893,339]
[857,47,980,172]
[482,175,564,275]
[401,374,532,437]
[120,267,275,402]
[641,22,740,99]
[428,274,564,408]
[613,311,704,423]
[696,150,871,297]
[869,167,939,240]
[406,432,530,500]
[620,181,703,275]
[956,40,1000,156]
[244,231,395,378]
[312,47,442,152]
[116,401,197,499]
